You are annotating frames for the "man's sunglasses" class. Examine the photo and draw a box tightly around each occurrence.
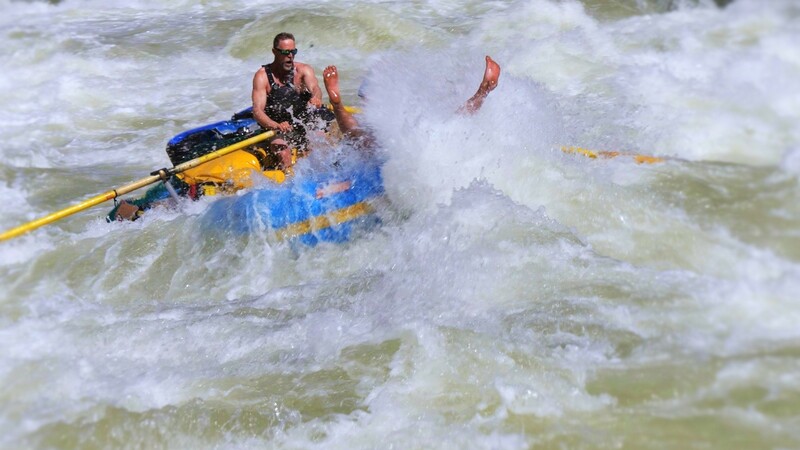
[274,48,298,56]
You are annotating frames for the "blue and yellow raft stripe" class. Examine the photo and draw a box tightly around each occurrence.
[273,201,374,241]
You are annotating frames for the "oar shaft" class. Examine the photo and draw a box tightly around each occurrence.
[0,130,275,242]
[327,104,362,114]
[170,130,275,173]
[0,182,153,241]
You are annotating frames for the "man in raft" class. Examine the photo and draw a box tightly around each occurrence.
[252,32,325,151]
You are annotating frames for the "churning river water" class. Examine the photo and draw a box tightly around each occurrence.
[1,0,799,448]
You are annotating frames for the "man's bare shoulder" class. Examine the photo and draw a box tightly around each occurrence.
[253,66,269,86]
[253,65,268,79]
[295,62,316,76]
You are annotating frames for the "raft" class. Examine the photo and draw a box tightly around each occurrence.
[202,157,385,246]
[108,106,385,246]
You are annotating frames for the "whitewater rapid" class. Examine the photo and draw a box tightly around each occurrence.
[1,0,799,448]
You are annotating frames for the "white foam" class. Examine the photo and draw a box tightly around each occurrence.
[1,0,800,448]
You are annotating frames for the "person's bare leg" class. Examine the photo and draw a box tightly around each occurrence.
[459,56,500,114]
[323,65,363,137]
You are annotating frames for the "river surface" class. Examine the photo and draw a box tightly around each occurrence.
[1,0,799,448]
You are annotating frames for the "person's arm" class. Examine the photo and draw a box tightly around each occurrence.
[252,69,292,132]
[299,63,323,108]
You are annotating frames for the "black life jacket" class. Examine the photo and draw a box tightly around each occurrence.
[263,64,313,147]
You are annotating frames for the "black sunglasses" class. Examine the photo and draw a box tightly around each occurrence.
[274,48,298,56]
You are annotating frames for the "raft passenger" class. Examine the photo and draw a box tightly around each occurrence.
[252,32,324,151]
[321,55,501,144]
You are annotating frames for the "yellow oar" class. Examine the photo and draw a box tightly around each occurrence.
[327,104,362,114]
[0,130,276,242]
[561,146,665,164]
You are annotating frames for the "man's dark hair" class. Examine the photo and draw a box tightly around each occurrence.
[273,32,295,49]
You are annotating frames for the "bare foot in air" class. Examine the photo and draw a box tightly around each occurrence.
[323,65,342,105]
[460,55,501,114]
[480,56,500,93]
